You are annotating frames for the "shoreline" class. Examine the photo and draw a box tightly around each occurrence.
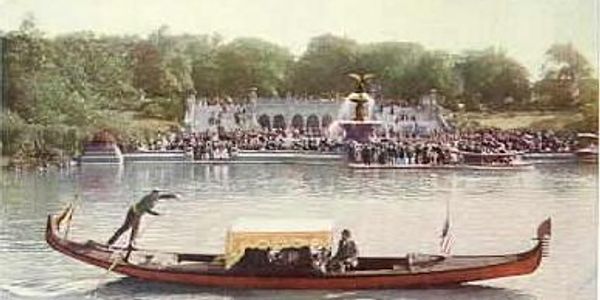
[3,150,579,171]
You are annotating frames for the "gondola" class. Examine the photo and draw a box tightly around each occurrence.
[574,133,598,163]
[46,209,550,290]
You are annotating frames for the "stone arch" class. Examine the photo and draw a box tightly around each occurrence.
[258,114,271,129]
[273,114,286,129]
[321,114,333,128]
[291,114,304,130]
[306,114,320,130]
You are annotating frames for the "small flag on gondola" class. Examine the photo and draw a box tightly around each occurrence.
[440,217,454,255]
[440,198,454,255]
[56,203,74,231]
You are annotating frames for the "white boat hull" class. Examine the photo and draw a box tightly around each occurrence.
[347,162,534,171]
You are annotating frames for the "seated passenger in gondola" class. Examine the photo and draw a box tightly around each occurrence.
[232,246,323,276]
[229,248,271,274]
[330,229,359,272]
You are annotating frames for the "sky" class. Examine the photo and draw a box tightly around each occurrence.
[0,0,598,78]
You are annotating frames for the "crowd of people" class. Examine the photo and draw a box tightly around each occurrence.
[123,127,579,163]
[347,141,457,165]
[127,128,345,160]
[347,129,577,165]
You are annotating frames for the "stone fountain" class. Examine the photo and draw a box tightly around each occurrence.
[334,74,382,143]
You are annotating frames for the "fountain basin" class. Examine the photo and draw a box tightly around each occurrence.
[337,120,382,143]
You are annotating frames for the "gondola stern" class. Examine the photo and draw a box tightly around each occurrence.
[517,217,551,277]
[536,217,551,239]
[536,217,551,258]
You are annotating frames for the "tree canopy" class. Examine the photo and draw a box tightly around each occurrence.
[455,49,531,110]
[214,37,293,97]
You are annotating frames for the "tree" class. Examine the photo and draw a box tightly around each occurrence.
[578,78,599,131]
[131,41,175,97]
[189,34,222,97]
[455,49,530,110]
[287,34,359,97]
[535,43,594,109]
[5,16,49,120]
[544,43,593,81]
[149,27,199,95]
[395,51,459,103]
[52,32,139,110]
[357,42,426,98]
[214,37,293,97]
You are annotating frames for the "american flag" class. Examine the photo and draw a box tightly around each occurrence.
[440,214,454,255]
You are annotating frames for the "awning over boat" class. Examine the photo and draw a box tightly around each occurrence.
[460,151,520,157]
[577,133,598,139]
[225,218,333,268]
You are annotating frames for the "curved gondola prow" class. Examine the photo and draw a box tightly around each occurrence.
[46,214,61,246]
[535,217,551,257]
[46,204,74,244]
[45,214,61,256]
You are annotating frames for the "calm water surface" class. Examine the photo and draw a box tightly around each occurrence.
[0,163,597,299]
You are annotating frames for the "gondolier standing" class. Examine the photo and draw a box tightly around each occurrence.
[107,189,177,248]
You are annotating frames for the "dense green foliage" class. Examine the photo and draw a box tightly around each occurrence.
[1,18,598,164]
[532,44,598,130]
[287,34,359,97]
[454,50,531,110]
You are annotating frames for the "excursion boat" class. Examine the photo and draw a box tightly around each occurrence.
[458,152,534,171]
[346,152,532,171]
[123,150,192,163]
[233,150,344,165]
[347,163,457,170]
[521,152,575,161]
[46,208,550,289]
[574,133,598,164]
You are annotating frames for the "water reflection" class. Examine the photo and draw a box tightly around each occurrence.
[97,278,534,300]
[0,163,596,299]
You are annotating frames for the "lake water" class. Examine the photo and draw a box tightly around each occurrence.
[0,162,597,299]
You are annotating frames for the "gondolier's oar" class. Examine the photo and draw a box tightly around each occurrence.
[107,253,123,273]
[92,252,124,297]
[94,228,134,295]
[64,206,75,240]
